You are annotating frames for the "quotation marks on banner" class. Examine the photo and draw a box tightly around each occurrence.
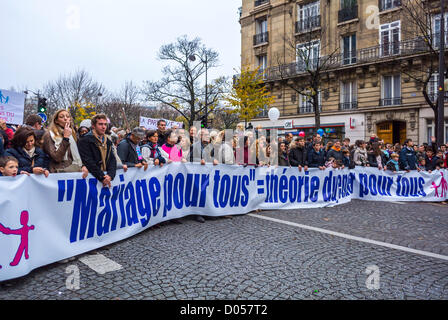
[0,211,35,268]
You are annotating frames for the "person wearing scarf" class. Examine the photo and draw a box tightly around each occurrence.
[386,153,400,172]
[141,130,166,166]
[78,114,117,187]
[161,130,185,163]
[5,127,49,177]
[42,109,88,177]
[326,140,343,162]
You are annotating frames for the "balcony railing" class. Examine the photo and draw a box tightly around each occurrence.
[254,0,269,7]
[379,0,401,12]
[379,97,402,106]
[295,15,321,33]
[298,105,322,114]
[264,36,436,81]
[338,5,358,23]
[253,32,269,45]
[339,102,358,110]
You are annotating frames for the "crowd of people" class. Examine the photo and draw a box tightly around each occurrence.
[1,111,447,183]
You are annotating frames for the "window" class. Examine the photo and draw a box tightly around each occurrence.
[254,0,269,7]
[426,119,448,144]
[297,1,320,32]
[256,17,267,34]
[380,0,401,11]
[296,40,320,71]
[434,14,448,48]
[254,17,268,45]
[380,21,400,56]
[428,73,448,103]
[338,0,357,22]
[381,75,401,106]
[342,34,356,65]
[340,81,357,110]
[257,55,267,76]
[299,91,322,114]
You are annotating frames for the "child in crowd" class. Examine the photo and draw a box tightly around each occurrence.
[325,157,335,169]
[342,149,351,168]
[417,157,426,171]
[386,153,400,172]
[0,156,20,177]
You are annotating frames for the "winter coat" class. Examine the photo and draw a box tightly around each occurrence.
[307,149,326,168]
[425,155,439,171]
[78,131,117,182]
[0,136,4,157]
[278,152,289,166]
[4,147,49,173]
[399,147,418,170]
[141,142,166,164]
[386,159,400,172]
[161,143,183,162]
[42,131,75,173]
[289,146,307,166]
[217,143,234,165]
[117,135,143,167]
[326,147,343,162]
[353,148,368,166]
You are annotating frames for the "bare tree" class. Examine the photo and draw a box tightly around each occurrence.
[42,69,106,119]
[400,0,447,142]
[142,35,226,128]
[271,21,340,130]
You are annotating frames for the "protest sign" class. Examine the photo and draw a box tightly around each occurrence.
[0,89,26,125]
[139,116,183,130]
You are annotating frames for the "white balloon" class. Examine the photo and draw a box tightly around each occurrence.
[268,107,280,121]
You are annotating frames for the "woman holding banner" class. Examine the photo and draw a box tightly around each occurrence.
[42,109,88,177]
[4,127,49,177]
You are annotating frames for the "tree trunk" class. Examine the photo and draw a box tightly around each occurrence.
[313,94,320,130]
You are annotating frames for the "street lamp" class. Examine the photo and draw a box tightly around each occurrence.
[189,53,209,128]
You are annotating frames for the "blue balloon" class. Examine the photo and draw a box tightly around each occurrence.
[317,129,324,136]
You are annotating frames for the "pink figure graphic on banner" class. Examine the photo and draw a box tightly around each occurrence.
[431,172,448,198]
[0,211,35,267]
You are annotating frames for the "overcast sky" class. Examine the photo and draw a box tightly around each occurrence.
[1,0,242,94]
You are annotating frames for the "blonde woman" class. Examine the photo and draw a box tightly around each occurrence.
[42,109,88,177]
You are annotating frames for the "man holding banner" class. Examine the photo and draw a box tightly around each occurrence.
[78,114,117,188]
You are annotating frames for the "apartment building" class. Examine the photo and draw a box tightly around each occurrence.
[240,0,448,144]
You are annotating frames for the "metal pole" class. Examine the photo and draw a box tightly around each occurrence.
[437,0,446,146]
[204,56,208,128]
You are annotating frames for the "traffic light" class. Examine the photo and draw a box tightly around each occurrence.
[201,115,207,128]
[37,97,47,113]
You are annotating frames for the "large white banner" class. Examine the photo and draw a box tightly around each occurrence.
[0,165,447,281]
[139,116,184,130]
[0,89,26,125]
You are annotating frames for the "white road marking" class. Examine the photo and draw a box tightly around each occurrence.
[389,201,406,205]
[78,253,123,275]
[248,214,448,262]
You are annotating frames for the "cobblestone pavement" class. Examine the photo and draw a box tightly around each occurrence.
[0,200,447,300]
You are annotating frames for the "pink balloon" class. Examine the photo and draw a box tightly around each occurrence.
[299,131,305,137]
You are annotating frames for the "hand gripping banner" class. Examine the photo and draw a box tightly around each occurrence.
[0,164,447,281]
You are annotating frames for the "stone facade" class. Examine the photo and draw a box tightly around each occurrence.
[240,0,448,144]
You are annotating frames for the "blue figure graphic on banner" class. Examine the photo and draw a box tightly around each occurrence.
[0,91,10,104]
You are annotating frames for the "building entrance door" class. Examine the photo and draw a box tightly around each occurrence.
[377,121,406,144]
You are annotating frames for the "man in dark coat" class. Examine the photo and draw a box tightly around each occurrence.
[288,137,308,170]
[326,140,343,161]
[156,120,168,146]
[307,142,326,169]
[117,127,148,169]
[399,139,417,171]
[78,114,117,187]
